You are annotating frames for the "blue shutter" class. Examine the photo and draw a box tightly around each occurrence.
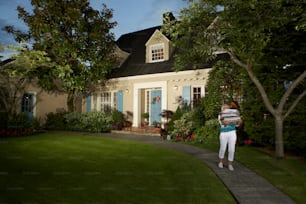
[86,96,91,112]
[117,90,123,112]
[182,86,191,105]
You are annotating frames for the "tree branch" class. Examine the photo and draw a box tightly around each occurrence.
[226,50,276,116]
[284,90,306,119]
[278,70,306,113]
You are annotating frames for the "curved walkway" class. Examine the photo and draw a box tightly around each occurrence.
[101,132,295,204]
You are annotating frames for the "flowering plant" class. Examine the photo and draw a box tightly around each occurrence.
[171,112,194,139]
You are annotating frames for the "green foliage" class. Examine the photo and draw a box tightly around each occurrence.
[46,111,112,133]
[282,98,306,157]
[7,113,31,131]
[167,0,306,158]
[6,0,117,111]
[141,112,149,119]
[31,117,42,130]
[80,111,112,133]
[191,101,206,129]
[171,112,194,138]
[167,105,185,133]
[111,109,124,130]
[0,61,29,121]
[4,48,54,79]
[195,119,219,140]
[45,111,67,130]
[203,61,245,119]
[0,112,8,129]
[242,78,274,145]
[64,112,83,131]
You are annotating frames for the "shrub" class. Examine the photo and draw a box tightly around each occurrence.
[64,112,83,131]
[194,119,219,142]
[80,111,112,133]
[31,117,42,131]
[1,113,32,136]
[167,106,184,133]
[0,112,8,129]
[171,112,194,139]
[45,111,113,133]
[45,111,67,130]
[111,109,124,130]
[8,113,31,129]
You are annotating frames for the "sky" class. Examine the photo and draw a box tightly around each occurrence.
[0,0,188,59]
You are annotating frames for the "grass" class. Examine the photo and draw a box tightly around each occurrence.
[0,133,236,204]
[194,136,306,203]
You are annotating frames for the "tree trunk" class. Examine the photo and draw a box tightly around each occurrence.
[67,92,75,112]
[275,115,284,159]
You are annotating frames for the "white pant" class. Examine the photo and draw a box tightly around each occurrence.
[219,130,237,162]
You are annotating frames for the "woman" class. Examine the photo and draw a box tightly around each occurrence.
[218,103,241,171]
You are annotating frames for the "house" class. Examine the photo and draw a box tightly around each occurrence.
[1,13,227,128]
[81,13,227,129]
[0,58,68,123]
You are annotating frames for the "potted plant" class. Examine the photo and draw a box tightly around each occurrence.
[141,112,149,126]
[160,109,173,131]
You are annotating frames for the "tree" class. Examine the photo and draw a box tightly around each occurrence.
[0,46,54,121]
[165,0,306,158]
[203,60,245,120]
[5,0,117,111]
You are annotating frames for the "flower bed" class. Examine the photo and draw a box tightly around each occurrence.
[0,127,34,137]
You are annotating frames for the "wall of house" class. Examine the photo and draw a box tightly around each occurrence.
[82,68,211,127]
[25,83,67,123]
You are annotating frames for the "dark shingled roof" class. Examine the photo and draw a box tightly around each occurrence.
[109,26,229,78]
[0,58,15,67]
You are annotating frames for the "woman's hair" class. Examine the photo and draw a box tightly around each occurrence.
[231,101,240,109]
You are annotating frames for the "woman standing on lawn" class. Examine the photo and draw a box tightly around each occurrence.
[217,103,241,171]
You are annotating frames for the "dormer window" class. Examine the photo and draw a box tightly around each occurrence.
[150,43,165,62]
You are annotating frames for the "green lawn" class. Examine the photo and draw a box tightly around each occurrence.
[195,136,306,203]
[0,133,235,204]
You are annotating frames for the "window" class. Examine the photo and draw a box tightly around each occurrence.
[100,92,112,112]
[92,91,117,112]
[192,87,202,107]
[150,43,164,62]
[183,85,205,108]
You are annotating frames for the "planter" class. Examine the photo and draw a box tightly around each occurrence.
[176,134,183,141]
[154,128,161,133]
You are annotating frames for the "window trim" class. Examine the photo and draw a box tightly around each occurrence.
[191,85,204,107]
[91,91,118,112]
[149,43,165,63]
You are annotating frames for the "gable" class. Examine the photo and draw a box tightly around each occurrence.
[145,29,173,63]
